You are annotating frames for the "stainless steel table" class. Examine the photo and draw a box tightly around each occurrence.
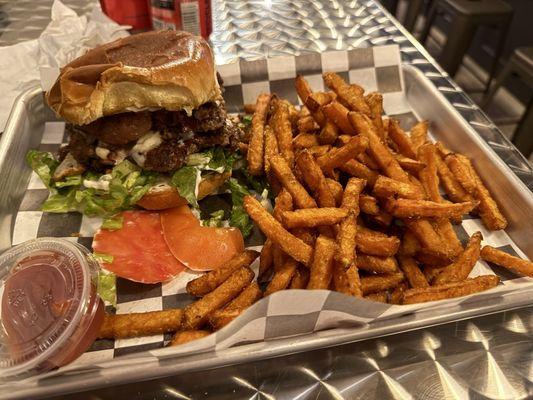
[0,1,531,398]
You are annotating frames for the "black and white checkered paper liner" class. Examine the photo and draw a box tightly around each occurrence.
[9,45,533,388]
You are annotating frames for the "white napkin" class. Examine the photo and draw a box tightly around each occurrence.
[0,0,129,132]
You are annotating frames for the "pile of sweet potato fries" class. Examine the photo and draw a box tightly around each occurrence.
[97,73,532,346]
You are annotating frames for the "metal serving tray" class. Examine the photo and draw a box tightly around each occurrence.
[0,65,532,399]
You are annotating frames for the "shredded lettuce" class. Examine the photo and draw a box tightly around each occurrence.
[101,215,124,231]
[93,252,114,264]
[54,174,82,188]
[228,178,254,237]
[171,166,200,208]
[26,150,59,188]
[203,210,226,227]
[27,152,157,217]
[95,270,117,306]
[242,115,253,127]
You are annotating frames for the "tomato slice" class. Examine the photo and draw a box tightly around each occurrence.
[93,210,186,283]
[161,207,245,271]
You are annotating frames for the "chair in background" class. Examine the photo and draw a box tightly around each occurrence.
[419,0,513,86]
[483,47,533,157]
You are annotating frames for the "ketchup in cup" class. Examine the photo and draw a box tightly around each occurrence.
[0,238,104,378]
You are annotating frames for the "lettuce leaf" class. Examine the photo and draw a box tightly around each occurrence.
[228,178,253,237]
[171,166,200,208]
[26,150,59,188]
[93,252,114,264]
[95,270,117,306]
[101,215,124,231]
[203,210,226,227]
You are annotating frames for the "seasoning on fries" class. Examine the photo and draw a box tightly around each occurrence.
[402,275,500,304]
[481,246,533,277]
[433,232,482,285]
[99,309,184,339]
[247,93,271,176]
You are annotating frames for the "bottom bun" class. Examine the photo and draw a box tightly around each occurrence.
[136,171,231,210]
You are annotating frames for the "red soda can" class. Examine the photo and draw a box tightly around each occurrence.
[100,0,152,30]
[150,0,212,38]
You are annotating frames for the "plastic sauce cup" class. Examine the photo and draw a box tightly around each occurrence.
[0,238,104,379]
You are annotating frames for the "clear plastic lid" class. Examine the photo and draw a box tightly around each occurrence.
[0,238,101,378]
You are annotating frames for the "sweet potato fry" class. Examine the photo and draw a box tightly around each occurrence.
[307,235,337,290]
[270,100,294,167]
[402,275,500,304]
[445,153,477,194]
[448,154,507,230]
[361,273,405,294]
[326,178,343,206]
[295,150,335,207]
[289,266,311,289]
[388,119,417,159]
[306,91,333,112]
[259,239,274,280]
[365,291,388,303]
[409,120,428,151]
[394,155,426,173]
[356,151,380,170]
[423,265,445,282]
[264,125,279,184]
[385,198,477,219]
[208,282,262,330]
[282,208,348,229]
[417,144,439,201]
[98,309,184,339]
[295,75,313,104]
[323,72,371,115]
[373,176,423,200]
[340,159,379,187]
[433,232,482,285]
[333,263,363,297]
[322,101,354,135]
[335,178,365,272]
[271,154,317,209]
[170,330,211,346]
[244,195,313,265]
[273,189,293,220]
[434,220,463,257]
[341,177,366,212]
[247,93,271,176]
[435,153,473,203]
[297,115,319,134]
[389,282,409,304]
[481,246,533,277]
[400,231,421,256]
[183,267,254,330]
[308,145,331,157]
[265,257,299,295]
[336,134,352,146]
[318,122,339,145]
[357,254,398,274]
[397,255,429,288]
[349,112,410,183]
[356,226,400,257]
[359,194,379,215]
[293,133,319,148]
[186,250,260,297]
[316,135,369,175]
[403,219,448,259]
[365,92,386,141]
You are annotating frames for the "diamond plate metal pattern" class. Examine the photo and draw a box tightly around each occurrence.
[0,1,531,398]
[61,308,532,399]
[211,0,533,191]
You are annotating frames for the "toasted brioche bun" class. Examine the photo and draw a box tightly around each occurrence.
[136,172,231,210]
[46,31,221,126]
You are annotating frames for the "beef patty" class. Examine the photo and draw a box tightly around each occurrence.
[63,102,241,173]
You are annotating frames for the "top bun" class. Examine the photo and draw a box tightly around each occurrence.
[46,31,221,125]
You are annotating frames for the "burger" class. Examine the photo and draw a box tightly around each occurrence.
[28,31,250,220]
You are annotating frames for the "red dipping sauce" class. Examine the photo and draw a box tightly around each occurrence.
[0,239,104,378]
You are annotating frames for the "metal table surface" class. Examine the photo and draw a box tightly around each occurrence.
[0,1,532,399]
